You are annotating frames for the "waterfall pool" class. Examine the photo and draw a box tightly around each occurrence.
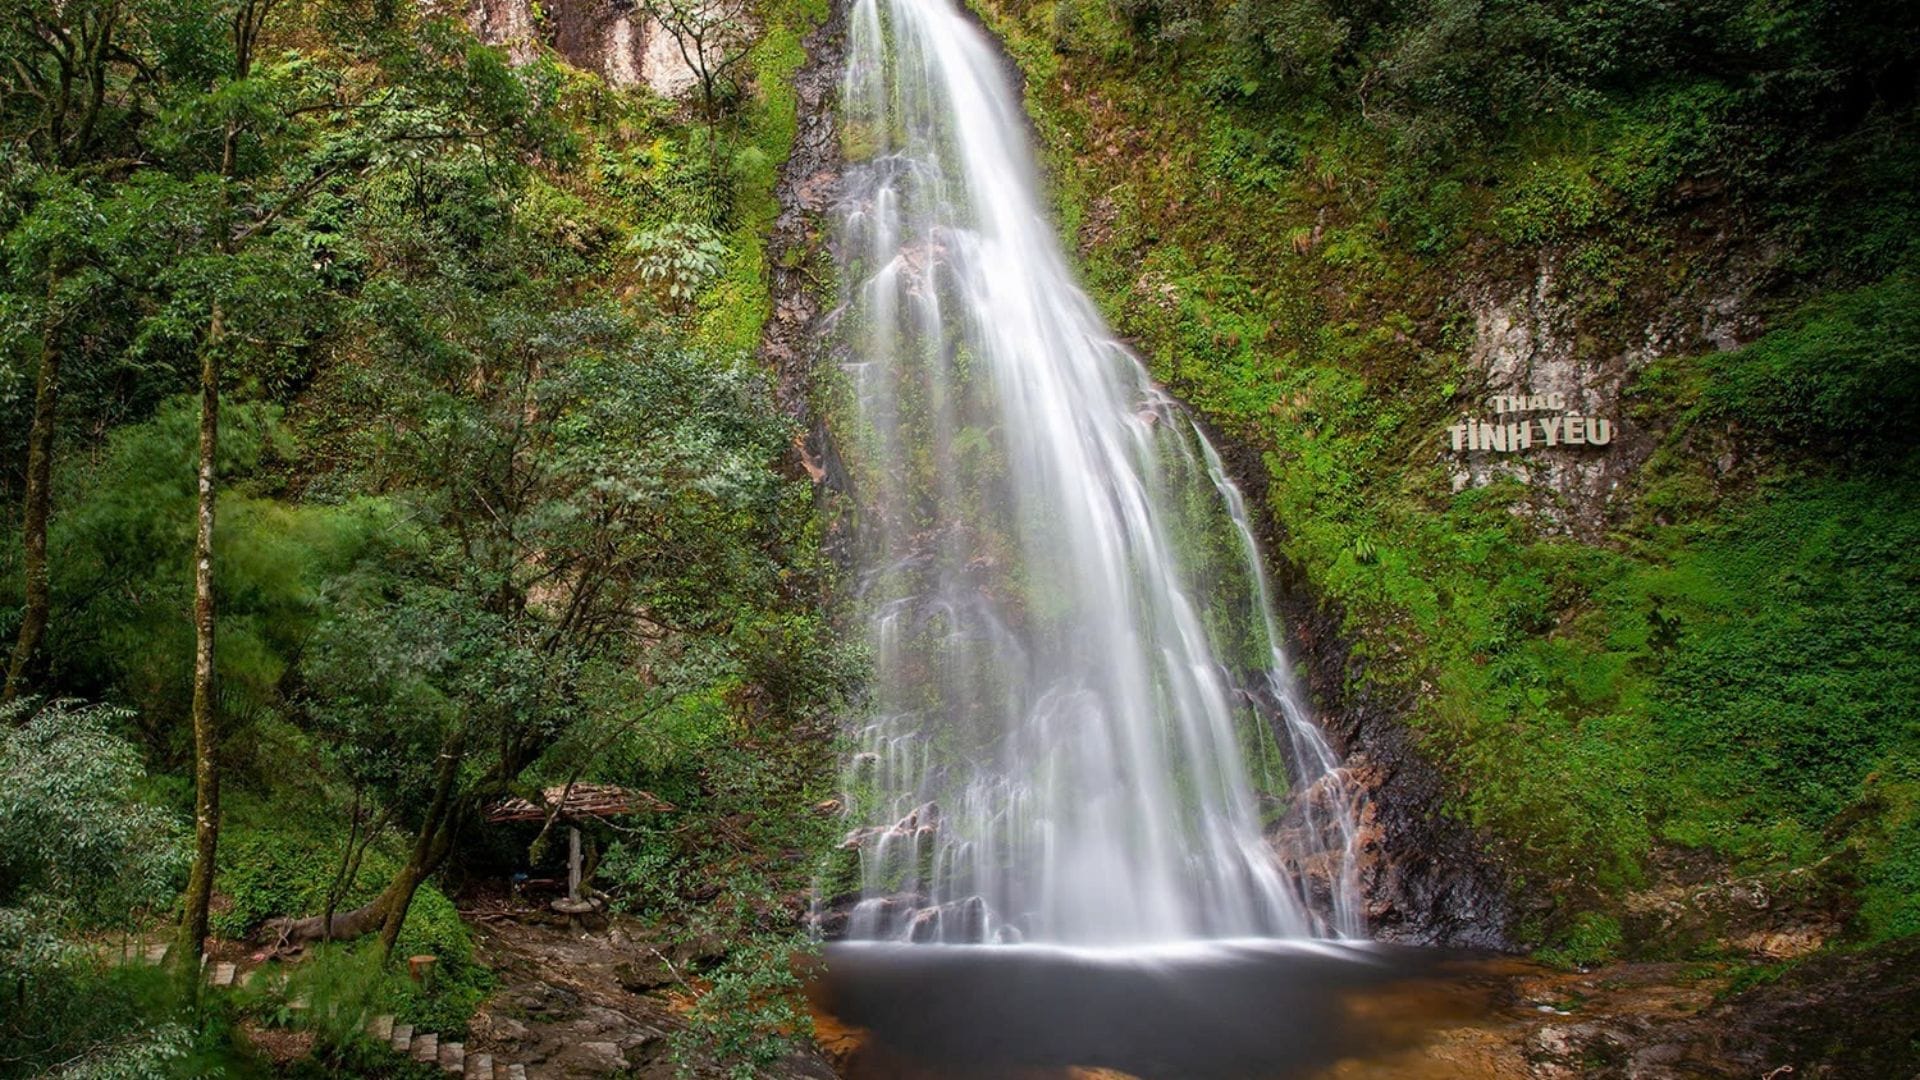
[806,941,1521,1079]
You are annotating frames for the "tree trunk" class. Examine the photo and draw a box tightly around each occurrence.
[260,889,398,946]
[174,1,272,973]
[3,269,62,705]
[323,795,389,943]
[175,299,224,973]
[379,729,466,959]
[262,727,470,950]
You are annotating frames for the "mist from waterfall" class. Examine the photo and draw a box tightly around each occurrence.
[823,0,1361,946]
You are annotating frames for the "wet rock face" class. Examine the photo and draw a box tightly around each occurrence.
[758,0,845,434]
[1203,421,1515,949]
[1332,721,1514,949]
[455,0,701,95]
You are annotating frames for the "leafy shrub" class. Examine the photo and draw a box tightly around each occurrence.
[672,928,817,1080]
[389,884,491,1033]
[629,221,730,305]
[0,699,188,925]
[211,821,358,940]
[0,699,191,1076]
[1494,155,1607,245]
[212,802,489,1033]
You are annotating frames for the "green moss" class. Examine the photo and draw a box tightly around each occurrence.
[973,0,1920,944]
[696,9,816,353]
[1538,911,1625,970]
[1700,273,1920,448]
[1841,755,1920,943]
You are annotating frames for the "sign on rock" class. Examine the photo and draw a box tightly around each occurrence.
[1448,391,1614,454]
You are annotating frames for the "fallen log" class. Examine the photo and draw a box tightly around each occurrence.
[258,894,393,948]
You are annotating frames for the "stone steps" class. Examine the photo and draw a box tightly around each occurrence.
[368,1013,528,1079]
[411,1031,439,1064]
[110,934,535,1078]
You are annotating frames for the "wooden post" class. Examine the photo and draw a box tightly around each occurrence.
[567,825,581,902]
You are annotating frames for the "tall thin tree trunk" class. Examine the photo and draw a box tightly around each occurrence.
[175,1,271,974]
[3,267,62,705]
[176,298,224,971]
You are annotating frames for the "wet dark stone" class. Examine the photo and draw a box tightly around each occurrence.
[1205,417,1516,949]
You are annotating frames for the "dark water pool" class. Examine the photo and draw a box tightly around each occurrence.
[809,940,1505,1079]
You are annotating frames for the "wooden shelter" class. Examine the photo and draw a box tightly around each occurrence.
[485,783,673,824]
[485,783,673,914]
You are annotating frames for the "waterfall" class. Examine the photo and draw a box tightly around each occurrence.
[822,0,1361,946]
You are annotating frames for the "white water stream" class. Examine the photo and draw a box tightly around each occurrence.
[825,0,1361,946]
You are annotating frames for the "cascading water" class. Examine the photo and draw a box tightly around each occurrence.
[823,0,1361,946]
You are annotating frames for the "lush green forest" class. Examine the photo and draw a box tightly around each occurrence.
[978,0,1920,955]
[0,0,851,1074]
[3,0,1918,1075]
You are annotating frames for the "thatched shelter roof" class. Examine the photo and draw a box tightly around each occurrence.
[484,782,673,824]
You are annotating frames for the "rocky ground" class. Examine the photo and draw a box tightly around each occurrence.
[462,908,836,1080]
[1338,934,1920,1079]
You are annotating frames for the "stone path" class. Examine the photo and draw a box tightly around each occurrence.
[107,935,541,1078]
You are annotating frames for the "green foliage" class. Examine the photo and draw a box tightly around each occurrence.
[673,930,817,1080]
[14,398,383,753]
[1,0,848,1070]
[1494,156,1606,246]
[0,699,188,924]
[257,936,488,1060]
[387,887,490,1033]
[212,799,490,1033]
[1859,830,1920,940]
[630,221,731,304]
[602,827,831,1080]
[1537,911,1625,970]
[1852,757,1920,942]
[0,698,193,1078]
[1627,474,1920,860]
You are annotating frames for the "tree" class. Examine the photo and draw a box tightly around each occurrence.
[1,189,84,704]
[0,0,154,702]
[174,0,272,978]
[641,0,754,184]
[161,0,546,973]
[263,280,829,952]
[0,0,141,169]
